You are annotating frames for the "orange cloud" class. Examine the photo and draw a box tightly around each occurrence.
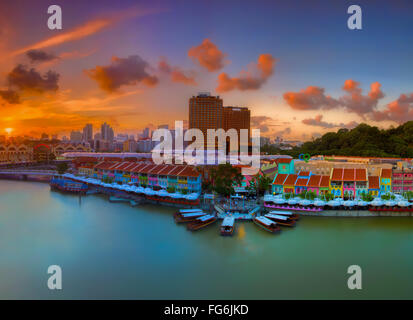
[339,79,384,116]
[284,80,385,116]
[158,58,196,85]
[216,53,276,92]
[302,114,358,129]
[372,93,413,123]
[283,86,338,110]
[188,39,227,72]
[11,7,160,56]
[85,55,158,93]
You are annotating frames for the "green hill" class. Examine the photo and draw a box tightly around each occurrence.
[263,121,413,158]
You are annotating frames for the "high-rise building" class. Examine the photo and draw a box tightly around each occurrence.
[189,93,223,149]
[101,122,114,142]
[223,106,251,147]
[140,127,150,139]
[82,124,93,142]
[188,93,250,151]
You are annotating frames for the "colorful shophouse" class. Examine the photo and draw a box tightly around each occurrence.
[329,168,368,198]
[306,175,330,195]
[82,161,202,193]
[380,168,392,193]
[368,176,380,195]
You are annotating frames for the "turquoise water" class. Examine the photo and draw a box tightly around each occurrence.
[1,180,413,299]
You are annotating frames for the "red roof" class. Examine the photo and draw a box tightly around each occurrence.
[381,168,392,179]
[95,161,117,170]
[277,158,292,164]
[295,178,309,187]
[167,166,186,176]
[283,174,298,186]
[355,168,367,181]
[273,174,288,185]
[176,166,200,177]
[156,165,176,175]
[342,168,355,181]
[331,168,343,181]
[115,162,134,170]
[129,163,149,173]
[298,171,310,176]
[320,176,330,188]
[148,164,168,175]
[369,176,380,189]
[139,164,157,174]
[307,175,322,187]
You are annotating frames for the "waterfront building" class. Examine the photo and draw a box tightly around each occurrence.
[368,176,380,196]
[0,143,32,163]
[380,168,392,193]
[392,168,413,193]
[306,175,330,195]
[54,143,91,157]
[277,158,295,174]
[83,161,202,193]
[329,168,368,198]
[262,165,278,180]
[282,174,298,194]
[294,171,311,194]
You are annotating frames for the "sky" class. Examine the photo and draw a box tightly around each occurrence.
[0,0,413,140]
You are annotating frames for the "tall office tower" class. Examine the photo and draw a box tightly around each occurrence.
[82,123,93,142]
[189,92,223,149]
[142,128,150,139]
[101,122,114,142]
[223,106,251,149]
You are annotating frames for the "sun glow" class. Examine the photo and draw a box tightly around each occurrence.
[5,128,13,135]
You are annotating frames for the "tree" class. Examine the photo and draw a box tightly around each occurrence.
[56,162,69,174]
[248,173,271,196]
[209,163,243,197]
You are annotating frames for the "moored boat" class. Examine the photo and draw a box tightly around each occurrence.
[187,214,217,231]
[174,211,206,223]
[220,216,235,236]
[177,208,203,214]
[268,210,300,220]
[253,216,281,233]
[264,214,296,227]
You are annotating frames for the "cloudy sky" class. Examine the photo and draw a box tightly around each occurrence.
[0,0,412,140]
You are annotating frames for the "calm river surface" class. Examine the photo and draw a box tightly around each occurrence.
[1,180,413,299]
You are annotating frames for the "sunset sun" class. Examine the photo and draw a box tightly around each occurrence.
[5,128,13,135]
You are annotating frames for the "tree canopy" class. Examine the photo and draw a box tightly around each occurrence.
[262,121,413,158]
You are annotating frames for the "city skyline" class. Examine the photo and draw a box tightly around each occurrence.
[1,0,413,140]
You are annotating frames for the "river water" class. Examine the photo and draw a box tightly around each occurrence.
[1,180,413,299]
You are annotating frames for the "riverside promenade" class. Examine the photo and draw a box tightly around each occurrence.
[273,209,413,217]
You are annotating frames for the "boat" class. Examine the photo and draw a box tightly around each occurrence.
[174,211,206,223]
[268,210,300,220]
[177,208,203,214]
[187,214,217,231]
[253,216,281,233]
[220,216,235,236]
[109,196,130,203]
[50,177,88,194]
[264,214,296,227]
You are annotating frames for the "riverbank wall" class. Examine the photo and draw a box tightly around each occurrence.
[296,210,412,217]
